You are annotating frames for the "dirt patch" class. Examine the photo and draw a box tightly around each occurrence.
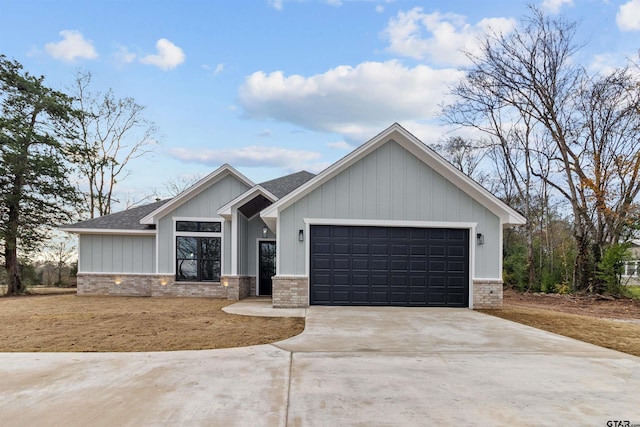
[0,292,304,352]
[480,288,640,357]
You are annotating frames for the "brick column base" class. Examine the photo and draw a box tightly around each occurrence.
[221,276,254,300]
[473,279,503,309]
[272,276,309,308]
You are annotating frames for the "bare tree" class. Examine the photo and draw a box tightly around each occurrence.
[41,237,76,285]
[444,7,640,290]
[70,71,158,218]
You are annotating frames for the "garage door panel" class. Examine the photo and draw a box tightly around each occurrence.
[447,261,465,272]
[333,258,350,270]
[352,258,369,270]
[371,274,388,285]
[390,275,407,285]
[312,273,331,285]
[429,292,446,304]
[313,242,331,254]
[410,245,426,256]
[391,259,408,271]
[310,225,468,307]
[333,243,350,254]
[391,244,408,255]
[410,260,426,271]
[429,261,446,273]
[372,244,388,255]
[371,259,388,271]
[352,243,369,254]
[448,245,465,257]
[429,246,445,257]
[369,228,388,238]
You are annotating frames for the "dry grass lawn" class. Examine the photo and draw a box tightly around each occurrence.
[2,288,639,356]
[480,288,640,357]
[0,291,304,352]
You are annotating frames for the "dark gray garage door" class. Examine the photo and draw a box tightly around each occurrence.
[310,225,469,307]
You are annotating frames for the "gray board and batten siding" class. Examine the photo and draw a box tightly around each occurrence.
[79,234,155,273]
[277,139,501,278]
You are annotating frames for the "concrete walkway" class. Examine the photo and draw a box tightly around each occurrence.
[1,304,639,426]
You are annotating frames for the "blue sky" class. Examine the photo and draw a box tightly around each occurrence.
[1,0,639,208]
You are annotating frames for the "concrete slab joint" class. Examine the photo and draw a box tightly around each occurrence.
[272,275,309,308]
[473,279,503,309]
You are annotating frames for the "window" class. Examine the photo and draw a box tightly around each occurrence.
[176,221,221,233]
[623,260,640,278]
[175,220,222,282]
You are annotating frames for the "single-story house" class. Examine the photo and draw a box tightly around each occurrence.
[62,123,526,309]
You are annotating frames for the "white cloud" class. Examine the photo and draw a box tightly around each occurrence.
[140,38,186,70]
[382,8,515,67]
[169,145,323,170]
[268,0,283,10]
[540,0,574,14]
[238,60,464,141]
[44,30,98,61]
[327,141,354,150]
[202,63,225,75]
[617,0,640,31]
[113,45,136,64]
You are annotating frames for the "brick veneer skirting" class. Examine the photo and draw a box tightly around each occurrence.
[473,279,503,309]
[272,276,309,308]
[77,273,255,299]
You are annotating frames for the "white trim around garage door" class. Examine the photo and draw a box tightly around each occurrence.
[303,218,478,308]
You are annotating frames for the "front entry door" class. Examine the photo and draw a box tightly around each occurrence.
[258,241,276,296]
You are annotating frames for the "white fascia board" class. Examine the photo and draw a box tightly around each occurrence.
[59,228,157,235]
[217,185,278,219]
[140,164,255,225]
[261,122,525,226]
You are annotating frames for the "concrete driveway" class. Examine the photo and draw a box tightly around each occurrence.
[1,306,639,426]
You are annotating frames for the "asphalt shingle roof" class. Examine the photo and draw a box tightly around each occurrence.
[63,170,316,231]
[63,199,171,230]
[259,171,315,198]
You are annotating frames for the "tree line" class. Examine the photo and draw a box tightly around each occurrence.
[442,7,640,294]
[0,56,156,295]
[2,8,639,297]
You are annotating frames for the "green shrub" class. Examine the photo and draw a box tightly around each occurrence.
[596,243,631,294]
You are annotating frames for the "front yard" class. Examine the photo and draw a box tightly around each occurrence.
[0,291,304,352]
[482,288,640,357]
[2,287,639,355]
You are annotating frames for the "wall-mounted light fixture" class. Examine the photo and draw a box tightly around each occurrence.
[262,226,269,238]
[476,233,484,245]
[114,277,122,285]
[298,229,304,242]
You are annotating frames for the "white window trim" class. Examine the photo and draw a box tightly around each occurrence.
[622,260,640,278]
[172,217,224,281]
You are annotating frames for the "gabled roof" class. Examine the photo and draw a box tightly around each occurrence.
[61,199,170,234]
[259,171,315,198]
[140,164,254,225]
[261,123,526,229]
